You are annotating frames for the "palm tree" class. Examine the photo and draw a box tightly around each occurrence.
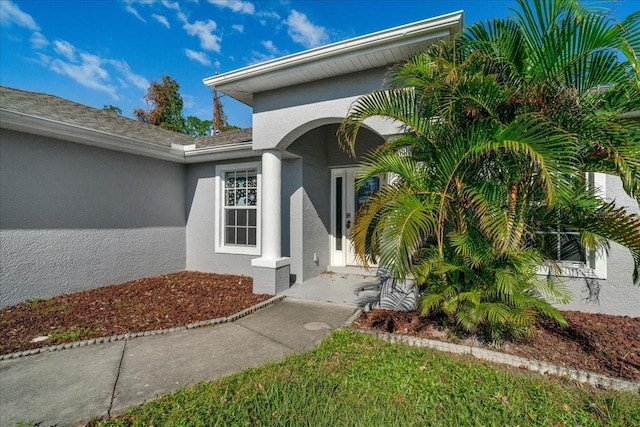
[338,0,640,338]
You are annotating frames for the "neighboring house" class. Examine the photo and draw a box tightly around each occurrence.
[1,11,638,316]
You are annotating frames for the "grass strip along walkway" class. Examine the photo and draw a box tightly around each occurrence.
[98,329,639,426]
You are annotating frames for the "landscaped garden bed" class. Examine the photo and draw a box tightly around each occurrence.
[352,309,640,382]
[0,271,271,355]
[2,271,638,385]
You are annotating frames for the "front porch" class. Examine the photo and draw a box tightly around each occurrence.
[282,267,379,307]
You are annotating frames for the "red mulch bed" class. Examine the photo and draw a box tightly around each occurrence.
[0,271,271,355]
[3,272,639,384]
[352,309,640,382]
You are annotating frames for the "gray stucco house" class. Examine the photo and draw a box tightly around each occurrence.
[1,11,639,316]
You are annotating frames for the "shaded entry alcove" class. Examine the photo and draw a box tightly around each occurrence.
[286,123,385,281]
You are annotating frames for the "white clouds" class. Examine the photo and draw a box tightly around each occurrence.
[261,40,278,54]
[285,10,328,48]
[50,52,118,99]
[44,39,148,99]
[35,52,51,66]
[30,32,49,49]
[0,0,39,30]
[152,13,170,28]
[249,51,277,64]
[176,11,188,24]
[258,10,280,22]
[53,40,77,62]
[2,0,152,101]
[110,59,149,90]
[208,0,255,15]
[183,19,222,52]
[184,48,211,66]
[232,24,244,33]
[161,0,181,11]
[125,5,146,22]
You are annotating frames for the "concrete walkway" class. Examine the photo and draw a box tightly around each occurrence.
[0,298,356,427]
[283,271,380,306]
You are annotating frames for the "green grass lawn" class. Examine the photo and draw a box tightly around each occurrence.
[99,329,640,426]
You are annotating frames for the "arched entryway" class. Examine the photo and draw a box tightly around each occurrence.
[284,122,385,280]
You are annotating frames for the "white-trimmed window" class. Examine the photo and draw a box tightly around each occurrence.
[215,162,261,255]
[537,172,607,279]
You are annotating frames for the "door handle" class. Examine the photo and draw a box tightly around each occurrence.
[346,220,351,229]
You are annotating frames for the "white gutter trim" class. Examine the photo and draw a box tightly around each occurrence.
[183,143,257,164]
[171,143,197,151]
[202,11,463,88]
[1,109,255,164]
[185,142,253,156]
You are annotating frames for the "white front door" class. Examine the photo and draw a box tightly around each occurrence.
[330,168,383,266]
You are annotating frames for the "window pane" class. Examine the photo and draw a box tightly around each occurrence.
[559,233,585,262]
[238,210,247,226]
[225,227,235,245]
[226,210,236,226]
[248,228,256,245]
[236,189,246,206]
[356,176,380,211]
[226,189,235,206]
[237,228,247,245]
[248,209,256,226]
[225,172,235,188]
[247,189,257,206]
[539,232,586,263]
[539,233,557,258]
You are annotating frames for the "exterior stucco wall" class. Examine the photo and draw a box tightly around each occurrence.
[252,68,402,152]
[0,129,186,306]
[186,158,298,282]
[185,160,258,276]
[283,158,303,281]
[288,128,331,282]
[555,175,640,316]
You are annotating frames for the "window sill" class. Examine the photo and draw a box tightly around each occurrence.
[536,263,606,280]
[215,245,260,256]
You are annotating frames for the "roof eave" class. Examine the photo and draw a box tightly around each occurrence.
[202,10,464,104]
[1,109,256,164]
[184,142,256,163]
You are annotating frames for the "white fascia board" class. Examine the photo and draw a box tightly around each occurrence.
[202,11,463,91]
[171,143,197,151]
[1,109,256,164]
[183,143,255,163]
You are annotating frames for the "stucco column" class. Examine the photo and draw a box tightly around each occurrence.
[251,149,290,294]
[261,149,282,259]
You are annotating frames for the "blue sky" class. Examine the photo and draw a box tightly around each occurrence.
[1,0,637,129]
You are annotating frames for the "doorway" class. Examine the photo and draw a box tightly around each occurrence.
[330,167,383,266]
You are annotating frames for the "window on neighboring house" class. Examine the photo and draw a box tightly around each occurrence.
[537,172,606,279]
[215,162,261,255]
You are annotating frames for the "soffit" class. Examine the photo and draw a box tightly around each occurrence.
[203,11,464,106]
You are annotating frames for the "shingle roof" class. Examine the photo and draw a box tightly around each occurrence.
[0,86,253,149]
[197,127,252,148]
